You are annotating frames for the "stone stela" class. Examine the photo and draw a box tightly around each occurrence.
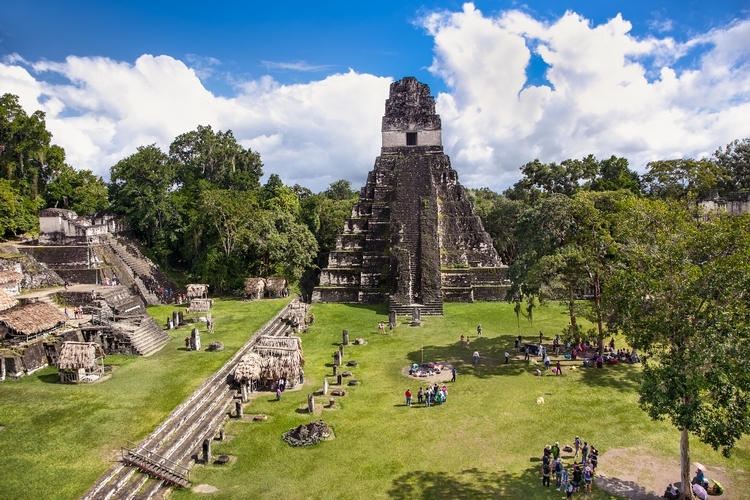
[313,77,509,315]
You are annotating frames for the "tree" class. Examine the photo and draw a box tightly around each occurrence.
[170,124,263,190]
[0,178,44,237]
[642,159,727,201]
[713,138,750,192]
[607,200,750,497]
[0,93,65,200]
[469,188,524,265]
[324,179,357,201]
[588,155,640,194]
[109,145,178,257]
[45,163,108,215]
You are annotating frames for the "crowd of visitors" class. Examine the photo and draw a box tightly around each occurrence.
[541,437,599,497]
[404,384,449,407]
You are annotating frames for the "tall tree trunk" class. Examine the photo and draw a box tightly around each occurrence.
[594,275,605,352]
[568,284,577,329]
[680,426,692,499]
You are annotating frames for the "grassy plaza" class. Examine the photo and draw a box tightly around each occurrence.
[1,299,748,499]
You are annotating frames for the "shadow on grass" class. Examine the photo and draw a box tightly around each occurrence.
[407,334,642,392]
[579,362,640,393]
[596,474,662,499]
[37,372,59,384]
[407,334,534,379]
[387,465,550,499]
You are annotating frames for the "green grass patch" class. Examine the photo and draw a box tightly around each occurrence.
[1,299,748,499]
[0,298,289,499]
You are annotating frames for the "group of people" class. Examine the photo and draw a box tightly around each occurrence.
[664,466,723,499]
[404,384,448,407]
[541,437,599,497]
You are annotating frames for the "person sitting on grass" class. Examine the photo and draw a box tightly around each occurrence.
[664,483,679,500]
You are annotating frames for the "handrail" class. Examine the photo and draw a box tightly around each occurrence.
[122,440,190,481]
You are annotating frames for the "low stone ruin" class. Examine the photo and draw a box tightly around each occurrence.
[282,420,331,447]
[207,341,224,351]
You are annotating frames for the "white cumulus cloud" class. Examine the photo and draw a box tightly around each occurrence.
[423,3,750,188]
[0,3,749,193]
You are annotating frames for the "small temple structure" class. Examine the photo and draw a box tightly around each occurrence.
[312,77,509,314]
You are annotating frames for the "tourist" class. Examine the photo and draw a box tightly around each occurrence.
[473,350,479,365]
[299,369,304,384]
[64,307,69,318]
[539,330,543,344]
[574,436,582,460]
[664,483,679,500]
[572,465,582,492]
[566,481,573,498]
[590,446,600,471]
[584,466,592,492]
[692,467,707,487]
[466,337,471,348]
[441,385,448,402]
[554,458,563,489]
[185,337,190,349]
[504,351,510,364]
[460,334,464,347]
[405,388,412,406]
[477,324,482,336]
[542,458,551,487]
[424,387,431,407]
[561,467,569,492]
[451,366,456,382]
[582,441,589,464]
[417,387,424,404]
[543,354,551,370]
[517,334,522,350]
[276,387,282,401]
[556,360,562,375]
[524,345,530,360]
[693,483,708,500]
[551,442,560,460]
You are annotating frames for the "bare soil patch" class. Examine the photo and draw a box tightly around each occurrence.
[193,484,218,493]
[400,363,454,384]
[597,447,737,499]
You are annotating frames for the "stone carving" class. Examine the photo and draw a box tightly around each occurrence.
[313,77,509,314]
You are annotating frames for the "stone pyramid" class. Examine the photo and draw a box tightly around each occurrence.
[312,77,509,314]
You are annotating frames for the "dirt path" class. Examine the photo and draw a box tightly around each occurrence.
[597,447,741,499]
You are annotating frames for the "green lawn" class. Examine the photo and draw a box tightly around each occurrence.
[171,302,750,500]
[0,298,289,500]
[1,299,748,500]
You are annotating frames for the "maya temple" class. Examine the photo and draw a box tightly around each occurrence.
[312,77,509,314]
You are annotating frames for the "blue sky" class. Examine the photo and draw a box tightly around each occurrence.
[1,1,749,191]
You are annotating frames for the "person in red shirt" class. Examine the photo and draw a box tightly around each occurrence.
[405,389,412,406]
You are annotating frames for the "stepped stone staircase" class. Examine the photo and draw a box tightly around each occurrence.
[112,316,170,357]
[101,235,175,306]
[313,77,509,314]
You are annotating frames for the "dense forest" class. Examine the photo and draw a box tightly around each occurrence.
[2,91,750,305]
